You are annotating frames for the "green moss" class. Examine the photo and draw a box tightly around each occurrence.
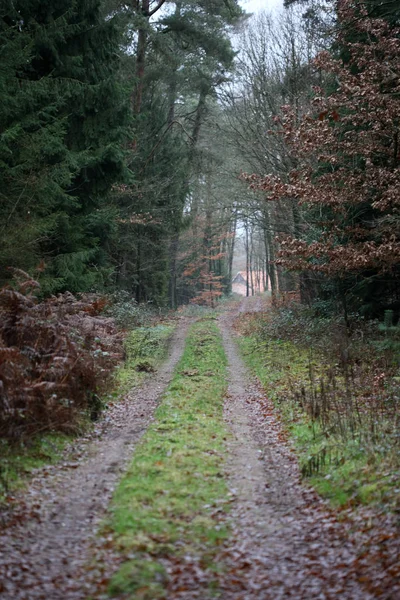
[109,559,167,598]
[310,455,396,508]
[106,320,230,597]
[0,433,71,502]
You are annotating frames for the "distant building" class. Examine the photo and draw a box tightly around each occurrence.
[232,271,266,296]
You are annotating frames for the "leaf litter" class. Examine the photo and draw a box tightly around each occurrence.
[1,298,399,599]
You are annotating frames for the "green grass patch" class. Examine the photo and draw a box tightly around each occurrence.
[106,319,230,599]
[237,329,400,510]
[0,433,71,503]
[309,454,393,508]
[239,336,317,402]
[114,323,176,396]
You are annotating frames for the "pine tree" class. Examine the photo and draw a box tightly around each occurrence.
[106,0,242,305]
[0,0,130,293]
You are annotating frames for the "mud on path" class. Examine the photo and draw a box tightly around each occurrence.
[218,299,375,600]
[0,318,192,600]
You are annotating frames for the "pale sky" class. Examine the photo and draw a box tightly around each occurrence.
[240,0,284,14]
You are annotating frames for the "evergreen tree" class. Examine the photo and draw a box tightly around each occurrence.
[107,0,242,306]
[0,0,130,293]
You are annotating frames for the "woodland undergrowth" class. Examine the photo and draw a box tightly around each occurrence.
[114,323,176,397]
[0,271,167,499]
[236,300,400,510]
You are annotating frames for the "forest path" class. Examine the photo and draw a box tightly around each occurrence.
[0,318,192,600]
[217,297,374,600]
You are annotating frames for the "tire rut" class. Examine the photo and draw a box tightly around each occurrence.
[0,318,192,600]
[218,307,374,600]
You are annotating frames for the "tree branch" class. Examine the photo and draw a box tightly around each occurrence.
[148,0,167,17]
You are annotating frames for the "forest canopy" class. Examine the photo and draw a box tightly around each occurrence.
[1,0,399,316]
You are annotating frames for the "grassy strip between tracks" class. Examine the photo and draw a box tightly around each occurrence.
[106,318,230,599]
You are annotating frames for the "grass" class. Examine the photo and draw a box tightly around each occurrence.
[114,323,176,396]
[0,433,71,503]
[237,317,400,510]
[105,318,230,599]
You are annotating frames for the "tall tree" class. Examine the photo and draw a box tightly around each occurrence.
[109,0,243,305]
[0,0,130,293]
[222,7,321,295]
[247,0,400,315]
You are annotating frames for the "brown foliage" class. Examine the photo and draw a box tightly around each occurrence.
[179,214,228,307]
[244,1,400,276]
[0,272,123,440]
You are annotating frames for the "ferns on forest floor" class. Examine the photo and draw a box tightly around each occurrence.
[0,270,123,441]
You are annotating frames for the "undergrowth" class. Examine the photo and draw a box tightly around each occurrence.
[114,324,175,396]
[0,272,173,503]
[107,291,165,329]
[236,305,400,510]
[104,319,230,599]
[0,271,123,441]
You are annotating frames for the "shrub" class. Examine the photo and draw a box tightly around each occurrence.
[0,271,123,440]
[107,291,159,329]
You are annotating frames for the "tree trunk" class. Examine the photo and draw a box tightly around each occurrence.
[166,3,181,125]
[264,213,277,294]
[227,213,237,293]
[245,222,250,297]
[191,87,208,148]
[168,232,179,309]
[135,237,142,302]
[132,0,149,115]
[167,72,178,125]
[249,227,254,296]
[292,200,313,303]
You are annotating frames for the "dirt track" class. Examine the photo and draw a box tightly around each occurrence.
[0,318,191,600]
[218,298,374,599]
[1,299,396,599]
